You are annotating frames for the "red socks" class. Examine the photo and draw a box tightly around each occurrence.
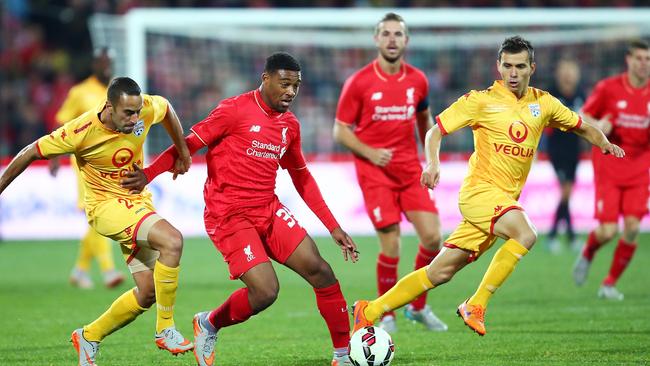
[208,288,253,329]
[377,254,399,317]
[603,239,637,286]
[410,245,439,310]
[582,231,602,261]
[314,281,350,349]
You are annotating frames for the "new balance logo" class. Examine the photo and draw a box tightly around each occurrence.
[250,125,261,132]
[371,92,383,101]
[244,244,255,262]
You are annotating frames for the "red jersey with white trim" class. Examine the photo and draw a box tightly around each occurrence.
[336,60,429,188]
[190,89,306,220]
[582,73,650,185]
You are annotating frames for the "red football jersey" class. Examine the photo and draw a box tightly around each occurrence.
[582,73,650,184]
[190,89,306,219]
[336,60,429,188]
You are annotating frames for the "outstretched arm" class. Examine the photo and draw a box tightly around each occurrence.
[420,125,444,189]
[120,133,204,193]
[161,102,191,176]
[288,167,359,262]
[573,118,624,157]
[0,142,44,194]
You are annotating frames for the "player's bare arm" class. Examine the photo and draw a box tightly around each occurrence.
[333,120,393,167]
[573,119,625,157]
[581,111,613,136]
[0,142,45,194]
[415,109,434,146]
[160,102,191,179]
[420,125,443,189]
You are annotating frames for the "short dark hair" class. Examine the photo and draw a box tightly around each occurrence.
[627,39,649,55]
[498,36,535,64]
[107,77,141,104]
[264,52,301,73]
[375,12,408,36]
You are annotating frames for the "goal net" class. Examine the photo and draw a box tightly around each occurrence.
[89,8,650,156]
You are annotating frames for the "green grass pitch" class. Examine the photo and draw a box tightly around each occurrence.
[0,235,648,365]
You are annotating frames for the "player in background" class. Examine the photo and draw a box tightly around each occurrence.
[49,47,124,289]
[573,40,650,300]
[0,77,193,365]
[333,12,446,333]
[546,58,586,254]
[122,52,359,366]
[352,36,624,337]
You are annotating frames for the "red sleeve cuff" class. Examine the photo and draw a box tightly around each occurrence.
[435,115,448,135]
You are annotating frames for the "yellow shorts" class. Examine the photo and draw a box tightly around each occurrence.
[444,185,523,261]
[88,197,162,273]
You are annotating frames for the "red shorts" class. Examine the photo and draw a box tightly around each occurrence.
[360,180,438,229]
[594,182,649,222]
[204,199,307,280]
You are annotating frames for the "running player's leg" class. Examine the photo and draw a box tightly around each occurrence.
[354,245,470,333]
[574,182,621,285]
[599,185,646,299]
[267,201,350,364]
[362,183,402,324]
[403,210,446,331]
[469,208,534,309]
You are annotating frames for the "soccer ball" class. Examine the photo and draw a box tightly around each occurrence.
[348,326,395,366]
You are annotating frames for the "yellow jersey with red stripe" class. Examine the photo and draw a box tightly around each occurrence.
[437,80,581,199]
[37,94,169,211]
[55,76,108,125]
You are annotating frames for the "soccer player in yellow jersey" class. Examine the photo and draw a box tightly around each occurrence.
[49,47,125,290]
[352,36,625,337]
[0,77,193,364]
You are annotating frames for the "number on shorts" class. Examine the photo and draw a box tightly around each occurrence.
[118,198,134,209]
[276,207,296,228]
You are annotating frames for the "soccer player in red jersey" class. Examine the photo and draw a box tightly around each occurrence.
[333,12,446,333]
[122,52,359,366]
[573,40,650,300]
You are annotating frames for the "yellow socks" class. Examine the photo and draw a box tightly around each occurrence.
[366,267,434,322]
[154,260,180,333]
[468,239,528,308]
[84,288,147,342]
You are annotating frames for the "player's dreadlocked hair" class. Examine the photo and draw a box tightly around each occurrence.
[498,36,535,64]
[264,52,301,73]
[107,77,141,104]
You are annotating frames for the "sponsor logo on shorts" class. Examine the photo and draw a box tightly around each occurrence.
[373,206,382,222]
[494,205,503,215]
[244,244,255,262]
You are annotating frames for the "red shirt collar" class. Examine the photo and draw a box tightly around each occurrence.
[372,59,407,82]
[254,88,285,118]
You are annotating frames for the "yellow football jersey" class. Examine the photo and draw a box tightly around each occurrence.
[56,76,108,125]
[437,80,581,198]
[38,94,169,211]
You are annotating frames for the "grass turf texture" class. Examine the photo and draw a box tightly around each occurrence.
[0,235,648,365]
